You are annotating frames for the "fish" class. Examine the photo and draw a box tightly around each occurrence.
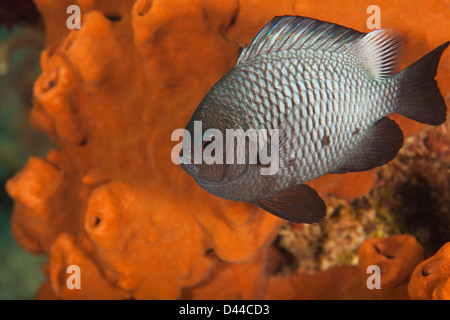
[179,15,449,224]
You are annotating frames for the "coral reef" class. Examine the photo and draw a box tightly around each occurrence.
[5,0,450,299]
[264,235,424,299]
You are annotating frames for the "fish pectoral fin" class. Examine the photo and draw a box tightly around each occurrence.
[254,184,326,224]
[332,117,403,174]
[355,28,404,81]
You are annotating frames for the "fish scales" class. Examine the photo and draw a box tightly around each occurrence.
[229,49,392,182]
[207,48,388,184]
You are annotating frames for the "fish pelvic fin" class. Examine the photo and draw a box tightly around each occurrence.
[254,184,326,224]
[397,41,449,126]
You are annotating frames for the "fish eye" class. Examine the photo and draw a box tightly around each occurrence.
[202,136,215,151]
[202,141,213,150]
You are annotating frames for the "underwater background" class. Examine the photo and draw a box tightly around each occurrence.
[0,0,49,299]
[0,0,449,299]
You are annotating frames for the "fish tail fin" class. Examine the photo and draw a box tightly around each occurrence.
[397,41,449,125]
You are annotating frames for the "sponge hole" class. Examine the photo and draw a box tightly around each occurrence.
[135,0,153,17]
[41,68,59,92]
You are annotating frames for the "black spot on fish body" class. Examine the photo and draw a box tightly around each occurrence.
[321,134,330,147]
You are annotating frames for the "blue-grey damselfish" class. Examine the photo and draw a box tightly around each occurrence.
[180,16,449,224]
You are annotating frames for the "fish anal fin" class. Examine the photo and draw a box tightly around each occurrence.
[333,117,403,174]
[254,184,326,224]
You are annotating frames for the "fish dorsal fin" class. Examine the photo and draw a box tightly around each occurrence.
[236,16,365,65]
[355,29,404,81]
